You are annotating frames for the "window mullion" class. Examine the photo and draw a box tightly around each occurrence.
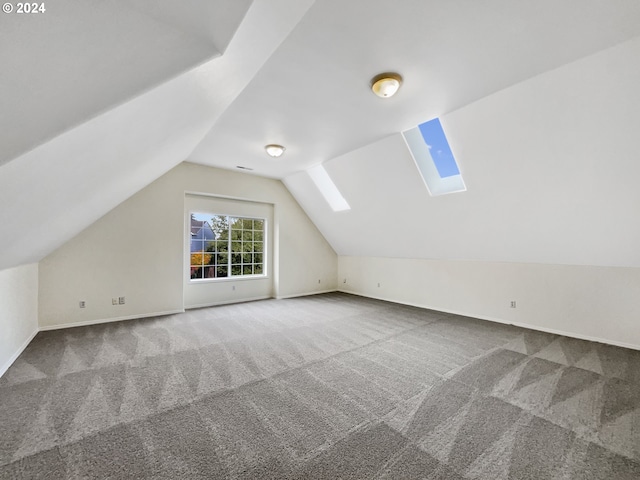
[227,215,232,274]
[189,212,264,281]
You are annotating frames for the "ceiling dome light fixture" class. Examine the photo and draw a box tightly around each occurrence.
[370,72,403,98]
[265,144,286,157]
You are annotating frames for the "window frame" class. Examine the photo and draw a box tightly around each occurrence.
[188,212,268,283]
[402,118,466,197]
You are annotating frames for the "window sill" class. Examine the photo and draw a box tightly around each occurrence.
[189,274,269,284]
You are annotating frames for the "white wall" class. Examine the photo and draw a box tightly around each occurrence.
[339,256,640,349]
[38,162,337,329]
[0,263,39,377]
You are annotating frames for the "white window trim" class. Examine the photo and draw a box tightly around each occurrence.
[402,125,466,196]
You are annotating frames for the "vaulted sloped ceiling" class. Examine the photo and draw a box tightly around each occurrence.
[2,0,640,272]
[190,0,640,177]
[285,35,640,268]
[197,0,640,269]
[0,0,251,166]
[286,36,640,268]
[0,0,315,271]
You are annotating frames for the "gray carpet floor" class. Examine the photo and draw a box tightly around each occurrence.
[1,292,639,479]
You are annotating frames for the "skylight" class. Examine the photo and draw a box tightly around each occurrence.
[403,118,465,196]
[308,164,351,211]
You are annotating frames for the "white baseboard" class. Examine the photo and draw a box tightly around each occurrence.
[185,296,272,310]
[38,309,185,331]
[337,289,640,351]
[0,328,39,378]
[276,289,337,300]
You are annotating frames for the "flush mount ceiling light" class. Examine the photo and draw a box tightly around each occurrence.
[370,72,403,98]
[265,144,286,157]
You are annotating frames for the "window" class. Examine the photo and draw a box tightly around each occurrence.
[308,164,351,211]
[403,117,466,196]
[189,213,265,280]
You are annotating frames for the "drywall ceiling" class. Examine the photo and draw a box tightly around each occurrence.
[0,0,251,166]
[285,36,640,267]
[2,0,640,272]
[190,0,640,178]
[0,0,315,271]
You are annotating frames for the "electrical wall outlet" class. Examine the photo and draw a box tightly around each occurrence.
[510,301,517,308]
[118,296,125,305]
[79,301,86,308]
[112,298,118,305]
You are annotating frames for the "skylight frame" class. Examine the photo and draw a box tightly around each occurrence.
[307,164,351,212]
[403,118,466,197]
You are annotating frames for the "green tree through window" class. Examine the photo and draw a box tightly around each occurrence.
[190,214,265,280]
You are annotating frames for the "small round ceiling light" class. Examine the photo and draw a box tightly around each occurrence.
[265,144,286,158]
[370,72,403,98]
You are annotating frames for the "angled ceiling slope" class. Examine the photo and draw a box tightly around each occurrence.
[0,0,316,272]
[285,35,640,268]
[191,0,640,179]
[0,0,252,167]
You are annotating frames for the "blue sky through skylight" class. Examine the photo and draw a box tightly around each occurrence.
[402,117,465,196]
[418,118,459,178]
